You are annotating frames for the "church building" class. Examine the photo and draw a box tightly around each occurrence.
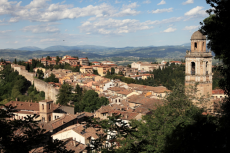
[185,31,213,98]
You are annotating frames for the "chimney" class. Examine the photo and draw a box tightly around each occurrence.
[125,114,128,119]
[31,100,32,102]
[73,138,76,146]
[16,98,17,101]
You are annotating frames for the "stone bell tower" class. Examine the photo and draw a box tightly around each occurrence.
[185,31,212,98]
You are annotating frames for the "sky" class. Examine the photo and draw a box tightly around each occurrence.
[0,0,211,49]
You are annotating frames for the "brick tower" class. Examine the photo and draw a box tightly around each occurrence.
[39,100,53,123]
[185,31,212,98]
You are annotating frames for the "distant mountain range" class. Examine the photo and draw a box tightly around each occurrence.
[13,44,187,52]
[0,43,214,62]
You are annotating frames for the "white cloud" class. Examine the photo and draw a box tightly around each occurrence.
[40,38,58,42]
[113,2,140,17]
[122,2,139,9]
[185,6,207,17]
[0,0,140,22]
[115,0,121,4]
[157,0,166,5]
[79,17,182,35]
[182,0,194,5]
[163,27,176,32]
[0,30,13,34]
[9,17,19,23]
[14,41,18,43]
[26,0,50,8]
[151,8,173,14]
[22,24,60,33]
[143,0,151,4]
[183,25,199,30]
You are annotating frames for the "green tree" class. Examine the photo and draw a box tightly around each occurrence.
[56,56,60,64]
[200,0,230,113]
[93,70,99,75]
[56,83,73,105]
[44,73,59,83]
[26,63,30,71]
[106,70,110,76]
[111,67,115,75]
[14,58,17,64]
[46,56,51,60]
[36,69,44,79]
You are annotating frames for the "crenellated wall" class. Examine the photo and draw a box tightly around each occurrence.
[11,64,59,103]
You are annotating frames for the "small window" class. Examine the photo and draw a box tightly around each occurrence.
[49,104,51,109]
[42,104,44,110]
[194,42,197,50]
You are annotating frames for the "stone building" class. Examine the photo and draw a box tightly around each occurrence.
[80,66,93,74]
[185,30,212,98]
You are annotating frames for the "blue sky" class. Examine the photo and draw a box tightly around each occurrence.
[0,0,211,49]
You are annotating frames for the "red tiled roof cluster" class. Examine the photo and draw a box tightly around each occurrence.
[212,89,225,94]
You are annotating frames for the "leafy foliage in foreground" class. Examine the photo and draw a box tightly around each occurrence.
[0,105,74,153]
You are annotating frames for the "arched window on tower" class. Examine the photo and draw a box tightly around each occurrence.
[206,62,208,75]
[202,42,205,51]
[194,42,197,50]
[191,62,195,75]
[42,104,44,110]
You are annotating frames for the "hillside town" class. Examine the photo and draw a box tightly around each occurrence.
[0,31,228,152]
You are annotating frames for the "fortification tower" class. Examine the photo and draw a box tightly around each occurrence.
[185,31,212,98]
[39,100,53,123]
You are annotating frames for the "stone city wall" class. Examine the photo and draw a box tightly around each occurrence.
[11,64,59,103]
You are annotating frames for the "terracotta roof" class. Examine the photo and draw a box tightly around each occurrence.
[80,66,93,69]
[170,61,182,63]
[5,101,60,114]
[134,107,150,114]
[40,114,80,132]
[92,61,100,63]
[117,90,132,95]
[65,58,77,60]
[108,87,126,91]
[128,84,170,93]
[212,89,225,94]
[48,60,56,63]
[5,101,39,111]
[52,124,103,139]
[108,110,139,120]
[62,138,86,153]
